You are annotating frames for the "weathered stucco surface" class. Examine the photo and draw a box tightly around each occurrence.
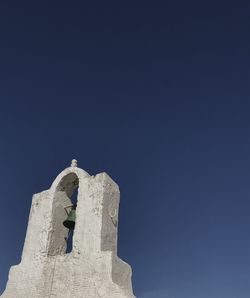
[1,162,136,298]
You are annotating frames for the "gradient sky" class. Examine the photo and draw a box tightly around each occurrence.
[0,1,250,297]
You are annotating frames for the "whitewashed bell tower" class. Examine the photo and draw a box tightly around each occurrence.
[1,160,136,298]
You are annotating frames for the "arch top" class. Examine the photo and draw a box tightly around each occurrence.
[50,161,90,191]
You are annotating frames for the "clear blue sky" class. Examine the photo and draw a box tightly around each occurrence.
[0,1,250,297]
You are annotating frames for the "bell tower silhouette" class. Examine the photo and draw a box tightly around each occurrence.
[1,160,136,298]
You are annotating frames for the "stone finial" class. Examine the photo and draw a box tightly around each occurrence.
[71,159,78,167]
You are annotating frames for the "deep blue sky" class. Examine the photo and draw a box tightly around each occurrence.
[0,1,250,297]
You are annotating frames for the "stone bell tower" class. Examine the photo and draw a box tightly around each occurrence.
[1,160,136,298]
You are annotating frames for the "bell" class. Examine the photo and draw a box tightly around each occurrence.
[63,205,76,230]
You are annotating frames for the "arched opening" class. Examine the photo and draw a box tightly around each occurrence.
[65,186,78,253]
[48,173,79,256]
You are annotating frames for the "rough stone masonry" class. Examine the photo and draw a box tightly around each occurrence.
[1,160,136,298]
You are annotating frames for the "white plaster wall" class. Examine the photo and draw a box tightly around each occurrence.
[1,166,136,298]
